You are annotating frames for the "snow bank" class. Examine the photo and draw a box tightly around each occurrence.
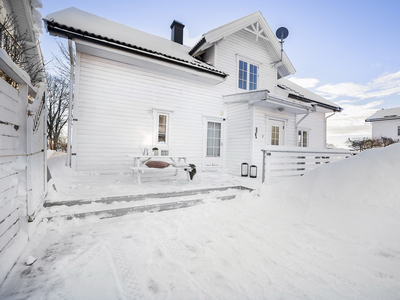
[1,144,399,299]
[260,143,400,244]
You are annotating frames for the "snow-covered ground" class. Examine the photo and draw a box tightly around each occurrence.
[46,153,261,202]
[1,145,400,299]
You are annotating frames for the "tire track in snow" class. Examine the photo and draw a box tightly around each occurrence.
[106,233,146,300]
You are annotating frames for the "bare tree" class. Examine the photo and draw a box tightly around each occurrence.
[346,136,399,152]
[46,72,69,150]
[0,6,45,85]
[52,40,75,80]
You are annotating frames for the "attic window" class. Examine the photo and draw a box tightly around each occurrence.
[238,59,258,91]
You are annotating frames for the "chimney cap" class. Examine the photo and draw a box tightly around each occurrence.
[170,20,185,29]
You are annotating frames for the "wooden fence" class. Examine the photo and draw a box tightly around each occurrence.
[0,49,46,285]
[261,146,355,184]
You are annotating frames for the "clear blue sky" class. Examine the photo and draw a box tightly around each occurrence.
[40,0,400,147]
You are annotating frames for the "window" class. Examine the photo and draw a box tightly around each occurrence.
[158,114,167,143]
[298,130,308,147]
[238,59,258,91]
[153,110,171,145]
[271,126,280,145]
[398,126,400,136]
[207,122,221,156]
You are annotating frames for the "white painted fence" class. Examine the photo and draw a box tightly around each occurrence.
[0,49,46,285]
[261,146,355,184]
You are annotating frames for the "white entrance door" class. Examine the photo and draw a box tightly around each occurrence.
[268,119,285,146]
[204,120,223,169]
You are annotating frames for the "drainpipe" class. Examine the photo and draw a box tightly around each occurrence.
[325,111,336,147]
[294,104,316,146]
[66,39,74,167]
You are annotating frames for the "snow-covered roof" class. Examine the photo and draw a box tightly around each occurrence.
[190,11,296,78]
[277,78,342,112]
[43,7,226,78]
[365,107,400,122]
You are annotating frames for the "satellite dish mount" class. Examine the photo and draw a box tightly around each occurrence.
[276,27,289,61]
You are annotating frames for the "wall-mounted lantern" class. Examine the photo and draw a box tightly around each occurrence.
[250,165,257,178]
[241,163,248,177]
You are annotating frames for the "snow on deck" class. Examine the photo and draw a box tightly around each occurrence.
[46,153,260,202]
[1,144,399,299]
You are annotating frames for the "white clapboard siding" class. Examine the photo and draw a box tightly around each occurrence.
[216,29,277,93]
[251,106,296,171]
[73,53,226,174]
[225,103,252,174]
[296,111,326,148]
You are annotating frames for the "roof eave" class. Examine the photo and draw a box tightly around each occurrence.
[366,117,400,122]
[288,93,342,112]
[44,20,227,79]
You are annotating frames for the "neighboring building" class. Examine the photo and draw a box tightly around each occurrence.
[43,8,342,175]
[366,107,400,141]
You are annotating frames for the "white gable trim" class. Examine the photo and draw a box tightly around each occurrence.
[192,11,296,77]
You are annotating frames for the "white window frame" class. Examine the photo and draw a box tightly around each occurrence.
[298,128,310,147]
[153,109,172,146]
[237,55,260,92]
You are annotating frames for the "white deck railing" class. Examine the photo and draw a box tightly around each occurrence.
[261,146,355,184]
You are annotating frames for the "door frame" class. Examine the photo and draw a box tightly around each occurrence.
[265,116,287,146]
[203,116,225,171]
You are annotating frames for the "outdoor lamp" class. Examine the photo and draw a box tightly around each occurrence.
[241,163,249,177]
[250,165,257,178]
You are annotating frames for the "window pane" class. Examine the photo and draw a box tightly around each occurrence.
[207,138,213,147]
[303,131,308,147]
[249,64,257,91]
[207,147,213,156]
[238,60,248,90]
[159,115,167,125]
[158,134,166,143]
[157,114,168,143]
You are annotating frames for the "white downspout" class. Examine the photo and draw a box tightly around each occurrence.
[325,111,336,147]
[66,39,74,167]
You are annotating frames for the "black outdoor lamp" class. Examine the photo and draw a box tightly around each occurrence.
[250,165,257,178]
[241,162,248,177]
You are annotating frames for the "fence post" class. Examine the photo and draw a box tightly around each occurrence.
[261,150,271,184]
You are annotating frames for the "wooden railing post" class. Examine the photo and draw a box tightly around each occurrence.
[261,150,271,184]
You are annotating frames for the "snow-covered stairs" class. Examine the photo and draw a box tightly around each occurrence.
[44,186,253,220]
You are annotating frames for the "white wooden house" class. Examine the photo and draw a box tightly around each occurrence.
[43,8,343,175]
[366,107,400,141]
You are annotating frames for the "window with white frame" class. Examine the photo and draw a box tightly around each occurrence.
[398,125,400,136]
[238,59,258,91]
[154,111,171,145]
[298,129,309,147]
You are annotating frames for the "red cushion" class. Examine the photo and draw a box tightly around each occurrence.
[146,161,170,169]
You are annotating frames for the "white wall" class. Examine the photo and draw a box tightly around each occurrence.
[72,28,329,174]
[73,53,226,174]
[225,103,252,174]
[372,120,400,140]
[296,111,327,148]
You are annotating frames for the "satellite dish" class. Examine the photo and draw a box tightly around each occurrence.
[276,27,289,41]
[275,27,289,61]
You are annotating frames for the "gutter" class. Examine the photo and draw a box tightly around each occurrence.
[365,117,400,122]
[44,21,227,79]
[287,93,342,112]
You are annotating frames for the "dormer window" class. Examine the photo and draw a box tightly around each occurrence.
[238,59,258,91]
